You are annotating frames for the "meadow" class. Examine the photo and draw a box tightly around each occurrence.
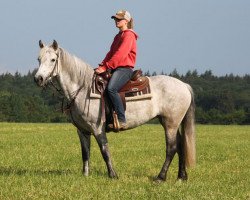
[0,123,249,199]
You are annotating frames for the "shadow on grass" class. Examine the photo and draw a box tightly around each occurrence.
[91,166,110,178]
[0,166,112,179]
[0,166,73,176]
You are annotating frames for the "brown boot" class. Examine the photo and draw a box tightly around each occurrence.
[108,121,128,131]
[119,122,128,130]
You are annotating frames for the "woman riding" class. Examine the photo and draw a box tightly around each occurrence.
[95,10,138,129]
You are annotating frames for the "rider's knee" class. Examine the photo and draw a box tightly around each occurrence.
[107,84,117,94]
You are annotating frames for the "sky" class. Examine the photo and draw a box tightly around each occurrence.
[0,0,250,76]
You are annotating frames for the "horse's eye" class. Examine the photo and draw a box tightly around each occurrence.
[51,59,56,62]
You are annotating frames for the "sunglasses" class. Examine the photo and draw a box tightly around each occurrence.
[114,18,124,22]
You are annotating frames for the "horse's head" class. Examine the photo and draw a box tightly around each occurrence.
[34,40,59,87]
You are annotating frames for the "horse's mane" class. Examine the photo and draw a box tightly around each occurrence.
[59,48,94,86]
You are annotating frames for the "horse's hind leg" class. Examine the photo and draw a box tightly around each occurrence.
[155,117,179,182]
[177,129,188,180]
[77,129,91,176]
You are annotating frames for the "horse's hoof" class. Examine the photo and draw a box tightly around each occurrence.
[177,177,188,181]
[83,172,89,176]
[177,173,188,181]
[109,172,118,179]
[153,176,166,183]
[82,171,89,176]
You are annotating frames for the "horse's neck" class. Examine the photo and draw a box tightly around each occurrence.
[57,48,94,100]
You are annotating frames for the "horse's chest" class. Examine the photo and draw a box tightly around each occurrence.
[70,107,95,132]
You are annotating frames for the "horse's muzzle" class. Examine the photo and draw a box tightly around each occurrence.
[34,75,44,87]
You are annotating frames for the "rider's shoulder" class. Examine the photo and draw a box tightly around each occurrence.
[122,29,138,39]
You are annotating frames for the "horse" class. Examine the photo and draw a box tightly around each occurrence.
[34,40,196,182]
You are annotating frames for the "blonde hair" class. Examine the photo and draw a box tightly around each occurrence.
[127,18,134,29]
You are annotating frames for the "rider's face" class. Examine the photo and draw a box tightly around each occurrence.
[114,18,128,30]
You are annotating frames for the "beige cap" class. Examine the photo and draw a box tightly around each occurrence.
[111,10,131,21]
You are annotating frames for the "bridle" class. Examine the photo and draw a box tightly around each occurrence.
[47,50,60,86]
[40,48,85,114]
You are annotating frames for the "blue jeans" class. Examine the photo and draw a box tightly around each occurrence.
[107,67,133,123]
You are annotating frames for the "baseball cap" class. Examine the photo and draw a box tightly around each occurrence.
[111,10,131,21]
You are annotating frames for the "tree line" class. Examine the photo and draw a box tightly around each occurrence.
[0,69,249,124]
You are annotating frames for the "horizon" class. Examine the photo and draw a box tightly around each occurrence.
[1,67,249,78]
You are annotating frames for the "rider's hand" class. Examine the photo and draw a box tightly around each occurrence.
[95,66,107,74]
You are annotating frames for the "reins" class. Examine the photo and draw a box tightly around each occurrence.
[48,76,85,114]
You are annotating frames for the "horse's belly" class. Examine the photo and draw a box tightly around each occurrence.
[126,96,159,127]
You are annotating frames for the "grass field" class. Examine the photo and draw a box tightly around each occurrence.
[0,123,249,199]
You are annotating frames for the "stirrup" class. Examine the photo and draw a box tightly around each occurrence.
[108,122,128,130]
[112,111,120,130]
[108,112,128,131]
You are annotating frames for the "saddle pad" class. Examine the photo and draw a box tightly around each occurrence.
[90,78,152,102]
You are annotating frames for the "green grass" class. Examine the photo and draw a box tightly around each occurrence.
[0,123,249,199]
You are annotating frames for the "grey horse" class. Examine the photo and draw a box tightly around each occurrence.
[34,40,195,182]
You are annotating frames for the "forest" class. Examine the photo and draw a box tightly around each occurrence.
[0,69,249,124]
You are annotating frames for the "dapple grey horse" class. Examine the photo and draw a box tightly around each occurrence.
[34,40,195,182]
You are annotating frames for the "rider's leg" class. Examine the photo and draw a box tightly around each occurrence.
[107,67,133,123]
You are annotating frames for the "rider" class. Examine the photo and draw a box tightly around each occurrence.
[95,10,138,129]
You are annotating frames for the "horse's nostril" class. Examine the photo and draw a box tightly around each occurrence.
[34,75,43,85]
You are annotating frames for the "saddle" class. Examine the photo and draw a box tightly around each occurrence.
[92,69,151,127]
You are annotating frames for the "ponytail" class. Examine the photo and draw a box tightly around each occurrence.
[127,18,134,29]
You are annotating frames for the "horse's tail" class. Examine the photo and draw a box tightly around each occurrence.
[182,84,196,168]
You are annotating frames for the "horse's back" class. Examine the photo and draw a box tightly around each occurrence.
[149,75,191,98]
[149,75,192,122]
[149,75,188,89]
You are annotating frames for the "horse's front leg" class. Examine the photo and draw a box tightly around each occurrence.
[94,132,118,179]
[77,129,91,176]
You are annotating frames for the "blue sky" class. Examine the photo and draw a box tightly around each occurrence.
[0,0,250,75]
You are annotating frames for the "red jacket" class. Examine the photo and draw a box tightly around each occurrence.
[100,29,138,70]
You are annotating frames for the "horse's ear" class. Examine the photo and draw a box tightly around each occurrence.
[52,40,58,50]
[39,40,44,49]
